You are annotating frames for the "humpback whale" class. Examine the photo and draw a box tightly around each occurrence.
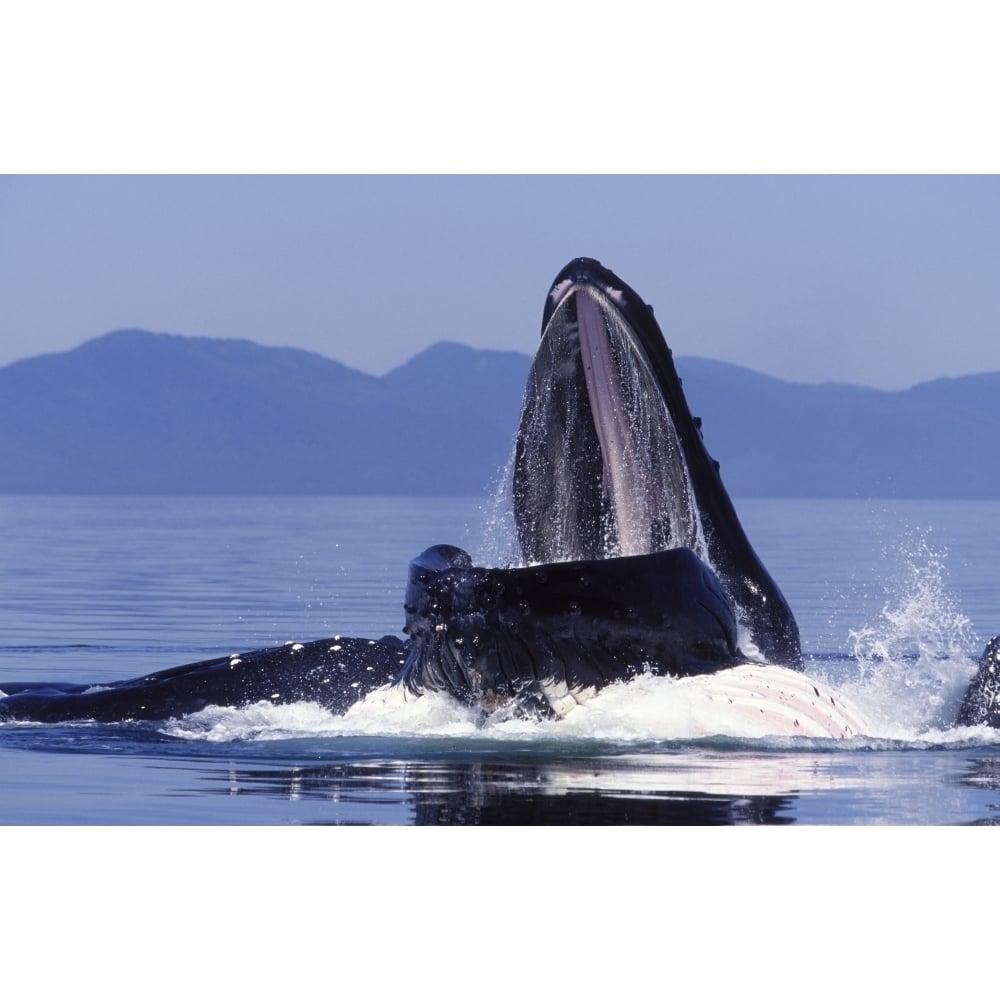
[0,258,995,729]
[394,257,800,713]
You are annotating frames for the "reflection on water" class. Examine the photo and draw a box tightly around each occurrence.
[6,727,1000,824]
[157,746,999,826]
[192,756,796,825]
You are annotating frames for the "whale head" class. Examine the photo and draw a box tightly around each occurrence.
[511,257,801,668]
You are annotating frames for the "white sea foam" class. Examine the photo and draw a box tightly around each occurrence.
[160,685,482,742]
[160,660,994,747]
[158,657,1000,745]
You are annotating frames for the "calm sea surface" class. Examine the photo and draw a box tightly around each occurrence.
[2,495,1000,825]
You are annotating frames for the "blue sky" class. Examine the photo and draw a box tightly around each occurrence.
[3,174,998,390]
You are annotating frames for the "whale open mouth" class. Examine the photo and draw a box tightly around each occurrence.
[510,257,802,669]
[514,258,706,565]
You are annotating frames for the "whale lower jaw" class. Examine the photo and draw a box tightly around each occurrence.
[394,663,871,737]
[677,664,870,739]
[472,664,869,736]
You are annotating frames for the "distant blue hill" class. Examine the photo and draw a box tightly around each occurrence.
[676,358,1000,498]
[1,329,999,498]
[0,331,529,495]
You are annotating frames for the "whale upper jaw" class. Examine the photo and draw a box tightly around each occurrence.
[515,259,703,566]
[513,257,802,669]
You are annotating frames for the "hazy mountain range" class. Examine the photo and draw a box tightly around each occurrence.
[2,329,999,498]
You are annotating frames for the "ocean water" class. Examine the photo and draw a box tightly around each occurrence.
[1,495,1000,826]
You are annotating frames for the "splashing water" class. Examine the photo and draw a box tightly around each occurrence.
[835,532,979,737]
[161,686,484,742]
[475,447,521,568]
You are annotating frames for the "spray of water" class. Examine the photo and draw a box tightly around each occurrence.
[836,532,978,736]
[475,447,521,568]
